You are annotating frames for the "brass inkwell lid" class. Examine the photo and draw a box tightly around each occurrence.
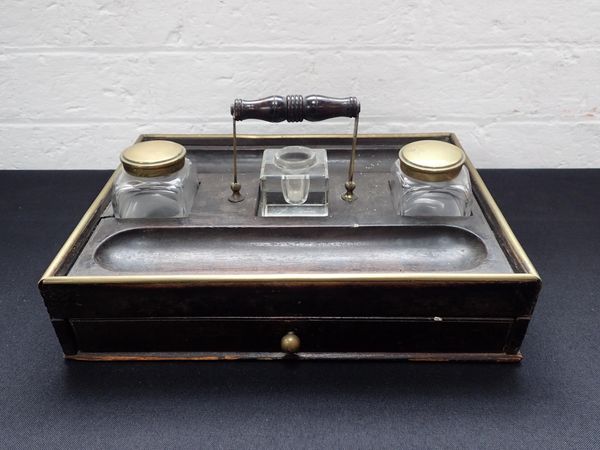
[120,140,186,177]
[399,140,466,182]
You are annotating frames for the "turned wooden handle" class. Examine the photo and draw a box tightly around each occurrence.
[230,95,360,122]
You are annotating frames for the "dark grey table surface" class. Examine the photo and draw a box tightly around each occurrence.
[0,169,598,449]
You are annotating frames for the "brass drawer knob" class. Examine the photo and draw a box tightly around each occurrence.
[281,331,301,353]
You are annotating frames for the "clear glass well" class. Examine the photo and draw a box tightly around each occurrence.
[112,159,198,219]
[390,160,473,217]
[259,146,329,217]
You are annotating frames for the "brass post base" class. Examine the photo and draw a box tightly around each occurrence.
[341,181,357,202]
[228,182,244,203]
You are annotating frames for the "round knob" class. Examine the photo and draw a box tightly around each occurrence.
[280,331,301,353]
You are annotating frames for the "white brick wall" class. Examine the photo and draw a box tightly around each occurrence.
[1,0,599,169]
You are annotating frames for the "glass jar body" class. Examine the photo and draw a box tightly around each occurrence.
[390,160,473,217]
[259,146,329,217]
[112,159,197,219]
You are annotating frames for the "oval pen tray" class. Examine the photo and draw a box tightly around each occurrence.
[39,133,541,362]
[93,225,488,274]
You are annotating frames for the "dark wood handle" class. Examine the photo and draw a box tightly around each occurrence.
[231,95,360,122]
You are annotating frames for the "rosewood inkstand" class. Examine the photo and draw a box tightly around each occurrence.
[39,95,541,362]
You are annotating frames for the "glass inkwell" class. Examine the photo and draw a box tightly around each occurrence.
[390,140,473,217]
[259,145,329,217]
[112,140,198,219]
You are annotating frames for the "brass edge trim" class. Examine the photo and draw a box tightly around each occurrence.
[42,273,540,285]
[139,132,453,140]
[39,170,118,282]
[451,134,539,279]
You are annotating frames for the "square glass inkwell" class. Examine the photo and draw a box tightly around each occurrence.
[258,145,329,217]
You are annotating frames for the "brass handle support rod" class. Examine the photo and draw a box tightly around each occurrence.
[228,118,244,202]
[341,114,360,202]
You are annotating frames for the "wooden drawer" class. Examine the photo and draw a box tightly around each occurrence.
[70,318,513,354]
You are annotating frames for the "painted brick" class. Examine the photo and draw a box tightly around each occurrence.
[0,1,598,169]
[2,1,600,48]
